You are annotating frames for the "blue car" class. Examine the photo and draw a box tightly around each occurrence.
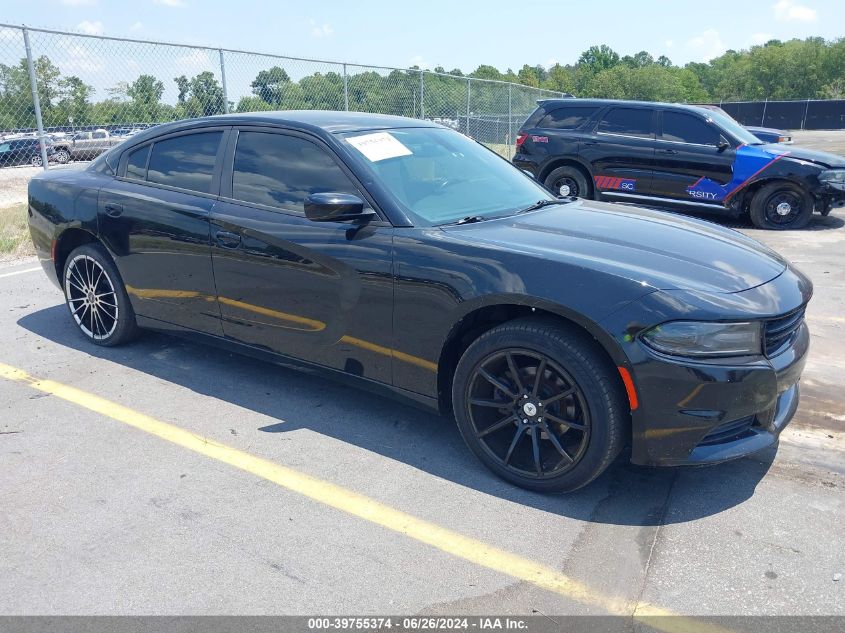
[697,105,793,144]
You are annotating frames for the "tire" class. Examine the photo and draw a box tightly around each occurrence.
[544,165,592,199]
[62,243,139,346]
[452,318,627,493]
[749,182,814,230]
[30,155,42,167]
[55,149,70,164]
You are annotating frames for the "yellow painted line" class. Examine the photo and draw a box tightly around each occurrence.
[0,361,728,633]
[217,296,326,332]
[0,266,41,279]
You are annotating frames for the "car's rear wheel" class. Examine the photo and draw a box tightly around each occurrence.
[544,166,591,199]
[749,182,814,230]
[55,149,70,164]
[62,243,139,346]
[30,155,42,167]
[452,318,626,492]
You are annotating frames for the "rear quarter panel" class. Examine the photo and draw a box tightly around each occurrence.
[27,168,105,286]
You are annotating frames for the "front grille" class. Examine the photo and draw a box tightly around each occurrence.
[764,307,806,356]
[698,415,757,446]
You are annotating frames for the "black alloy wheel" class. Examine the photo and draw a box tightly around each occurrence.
[466,349,590,479]
[452,318,626,493]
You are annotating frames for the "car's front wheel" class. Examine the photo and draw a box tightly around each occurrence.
[452,318,627,493]
[749,182,814,230]
[30,155,43,167]
[62,243,139,346]
[54,149,71,164]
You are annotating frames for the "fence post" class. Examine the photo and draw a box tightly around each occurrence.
[218,48,229,113]
[343,63,349,111]
[761,97,768,126]
[419,70,425,119]
[801,99,810,130]
[466,78,471,136]
[508,83,513,160]
[22,27,49,170]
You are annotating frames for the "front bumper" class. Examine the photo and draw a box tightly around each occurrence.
[601,266,812,467]
[627,322,808,467]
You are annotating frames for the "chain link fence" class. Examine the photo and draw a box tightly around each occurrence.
[0,23,564,169]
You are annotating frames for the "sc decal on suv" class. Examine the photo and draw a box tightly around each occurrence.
[685,145,791,203]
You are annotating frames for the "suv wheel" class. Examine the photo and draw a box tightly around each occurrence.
[749,182,814,230]
[62,243,139,346]
[545,166,591,199]
[55,149,71,164]
[452,318,626,493]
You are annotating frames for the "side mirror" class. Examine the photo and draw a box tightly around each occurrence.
[717,140,731,152]
[305,192,373,223]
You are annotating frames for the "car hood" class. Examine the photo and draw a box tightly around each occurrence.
[762,143,845,168]
[746,126,784,135]
[441,200,788,294]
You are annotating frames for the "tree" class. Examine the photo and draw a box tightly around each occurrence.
[174,75,190,105]
[187,71,225,116]
[577,45,620,74]
[250,66,292,106]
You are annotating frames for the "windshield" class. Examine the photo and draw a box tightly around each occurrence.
[698,107,763,146]
[339,127,555,225]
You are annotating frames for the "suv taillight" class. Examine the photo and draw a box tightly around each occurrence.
[515,131,528,148]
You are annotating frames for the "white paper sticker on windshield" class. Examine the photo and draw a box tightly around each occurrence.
[346,132,412,162]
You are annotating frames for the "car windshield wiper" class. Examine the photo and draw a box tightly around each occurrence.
[516,199,569,214]
[452,215,486,225]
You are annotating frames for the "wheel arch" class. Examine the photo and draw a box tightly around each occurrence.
[436,298,629,416]
[733,175,815,212]
[53,227,101,281]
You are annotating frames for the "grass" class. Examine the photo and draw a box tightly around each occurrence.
[0,203,34,260]
[485,142,512,159]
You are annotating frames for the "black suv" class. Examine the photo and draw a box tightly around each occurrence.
[513,98,845,229]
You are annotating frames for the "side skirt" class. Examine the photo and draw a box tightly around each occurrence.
[135,315,442,415]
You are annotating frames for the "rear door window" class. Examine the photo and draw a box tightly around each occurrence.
[661,111,721,146]
[598,108,654,138]
[538,106,598,130]
[146,131,222,193]
[125,145,150,180]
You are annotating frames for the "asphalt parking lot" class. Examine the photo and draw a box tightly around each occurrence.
[1,143,844,623]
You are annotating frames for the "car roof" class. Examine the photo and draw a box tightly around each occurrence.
[537,98,712,114]
[129,111,441,144]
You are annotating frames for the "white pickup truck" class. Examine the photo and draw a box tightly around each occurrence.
[52,129,124,163]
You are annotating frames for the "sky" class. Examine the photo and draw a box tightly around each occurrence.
[2,0,843,73]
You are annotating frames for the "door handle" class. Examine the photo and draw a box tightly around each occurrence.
[104,203,123,217]
[215,230,241,249]
[659,148,679,155]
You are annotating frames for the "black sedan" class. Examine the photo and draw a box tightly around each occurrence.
[27,112,811,492]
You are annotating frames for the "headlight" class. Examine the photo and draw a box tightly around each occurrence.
[641,321,762,358]
[819,169,845,187]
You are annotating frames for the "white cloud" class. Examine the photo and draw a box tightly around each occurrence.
[751,32,773,45]
[60,42,106,73]
[546,57,558,68]
[409,54,429,69]
[175,49,213,74]
[61,0,96,6]
[773,0,817,22]
[76,20,104,35]
[686,29,726,61]
[665,40,674,48]
[309,19,333,38]
[153,0,187,7]
[129,21,144,32]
